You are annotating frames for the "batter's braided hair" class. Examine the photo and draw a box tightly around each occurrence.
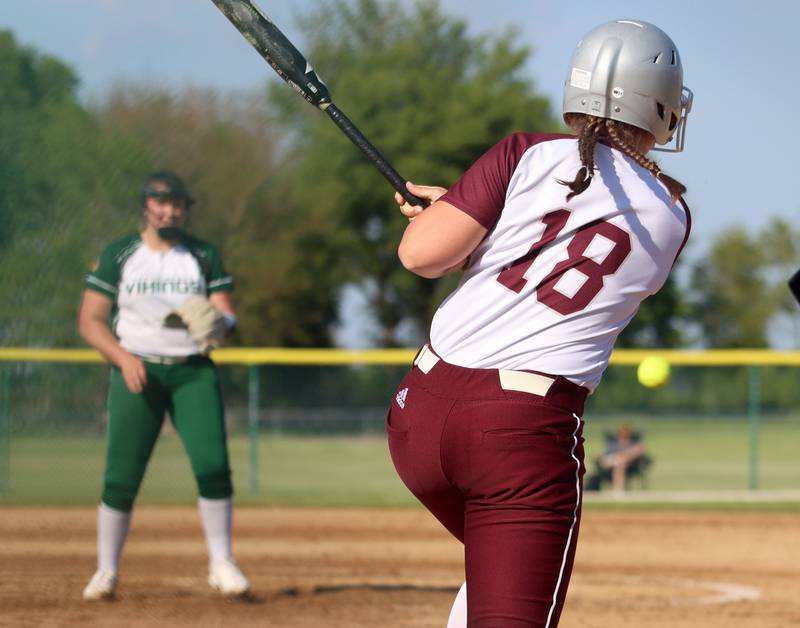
[559,113,686,203]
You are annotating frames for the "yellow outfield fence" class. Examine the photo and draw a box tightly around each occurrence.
[3,347,800,366]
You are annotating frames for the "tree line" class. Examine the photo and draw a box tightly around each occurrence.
[2,0,798,351]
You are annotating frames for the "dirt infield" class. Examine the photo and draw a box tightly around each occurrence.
[1,507,797,628]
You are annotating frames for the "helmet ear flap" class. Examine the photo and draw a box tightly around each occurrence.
[656,103,679,134]
[668,112,678,131]
[656,103,679,132]
[653,86,693,153]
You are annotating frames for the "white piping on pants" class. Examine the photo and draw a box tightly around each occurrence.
[544,412,583,628]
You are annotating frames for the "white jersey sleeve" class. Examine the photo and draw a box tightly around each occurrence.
[430,133,690,391]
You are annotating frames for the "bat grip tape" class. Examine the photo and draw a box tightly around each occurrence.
[324,104,428,208]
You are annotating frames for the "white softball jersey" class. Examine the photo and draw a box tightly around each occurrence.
[431,133,690,391]
[85,234,233,357]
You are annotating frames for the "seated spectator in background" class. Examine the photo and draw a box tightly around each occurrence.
[585,424,651,493]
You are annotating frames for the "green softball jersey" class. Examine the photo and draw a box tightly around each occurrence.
[85,234,233,357]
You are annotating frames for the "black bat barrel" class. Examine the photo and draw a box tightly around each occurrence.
[210,0,331,108]
[210,0,427,207]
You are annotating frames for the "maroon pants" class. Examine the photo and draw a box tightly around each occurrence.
[387,347,588,627]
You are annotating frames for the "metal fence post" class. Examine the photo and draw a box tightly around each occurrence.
[747,365,761,491]
[0,366,10,495]
[248,365,260,496]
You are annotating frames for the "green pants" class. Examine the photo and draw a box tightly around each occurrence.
[101,356,232,511]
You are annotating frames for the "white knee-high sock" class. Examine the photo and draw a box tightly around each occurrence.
[446,581,467,628]
[198,496,233,563]
[97,502,131,574]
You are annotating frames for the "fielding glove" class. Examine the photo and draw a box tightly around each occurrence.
[163,295,229,353]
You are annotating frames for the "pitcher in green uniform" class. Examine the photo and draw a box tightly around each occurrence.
[78,171,250,600]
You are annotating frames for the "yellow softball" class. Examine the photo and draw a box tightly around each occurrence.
[637,355,671,388]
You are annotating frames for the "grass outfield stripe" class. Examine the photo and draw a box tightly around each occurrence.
[1,423,798,509]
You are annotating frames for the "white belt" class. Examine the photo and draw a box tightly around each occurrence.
[133,353,201,365]
[413,344,441,374]
[414,345,555,397]
[498,369,554,397]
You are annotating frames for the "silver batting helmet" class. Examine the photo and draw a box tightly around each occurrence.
[563,19,693,152]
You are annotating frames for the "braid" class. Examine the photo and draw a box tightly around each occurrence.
[604,119,686,202]
[557,116,601,201]
[579,116,601,174]
[560,113,687,203]
[604,119,659,176]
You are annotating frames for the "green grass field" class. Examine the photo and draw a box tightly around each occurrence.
[0,417,798,507]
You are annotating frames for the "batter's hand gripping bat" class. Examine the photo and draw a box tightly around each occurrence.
[209,0,427,208]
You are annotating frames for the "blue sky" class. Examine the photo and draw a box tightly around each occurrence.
[1,1,796,258]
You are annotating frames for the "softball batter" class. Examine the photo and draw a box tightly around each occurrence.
[78,171,249,600]
[388,20,693,627]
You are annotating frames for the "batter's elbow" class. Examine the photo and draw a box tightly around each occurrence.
[398,244,446,279]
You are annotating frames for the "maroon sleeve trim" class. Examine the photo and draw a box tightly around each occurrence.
[672,197,692,266]
[440,133,573,230]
